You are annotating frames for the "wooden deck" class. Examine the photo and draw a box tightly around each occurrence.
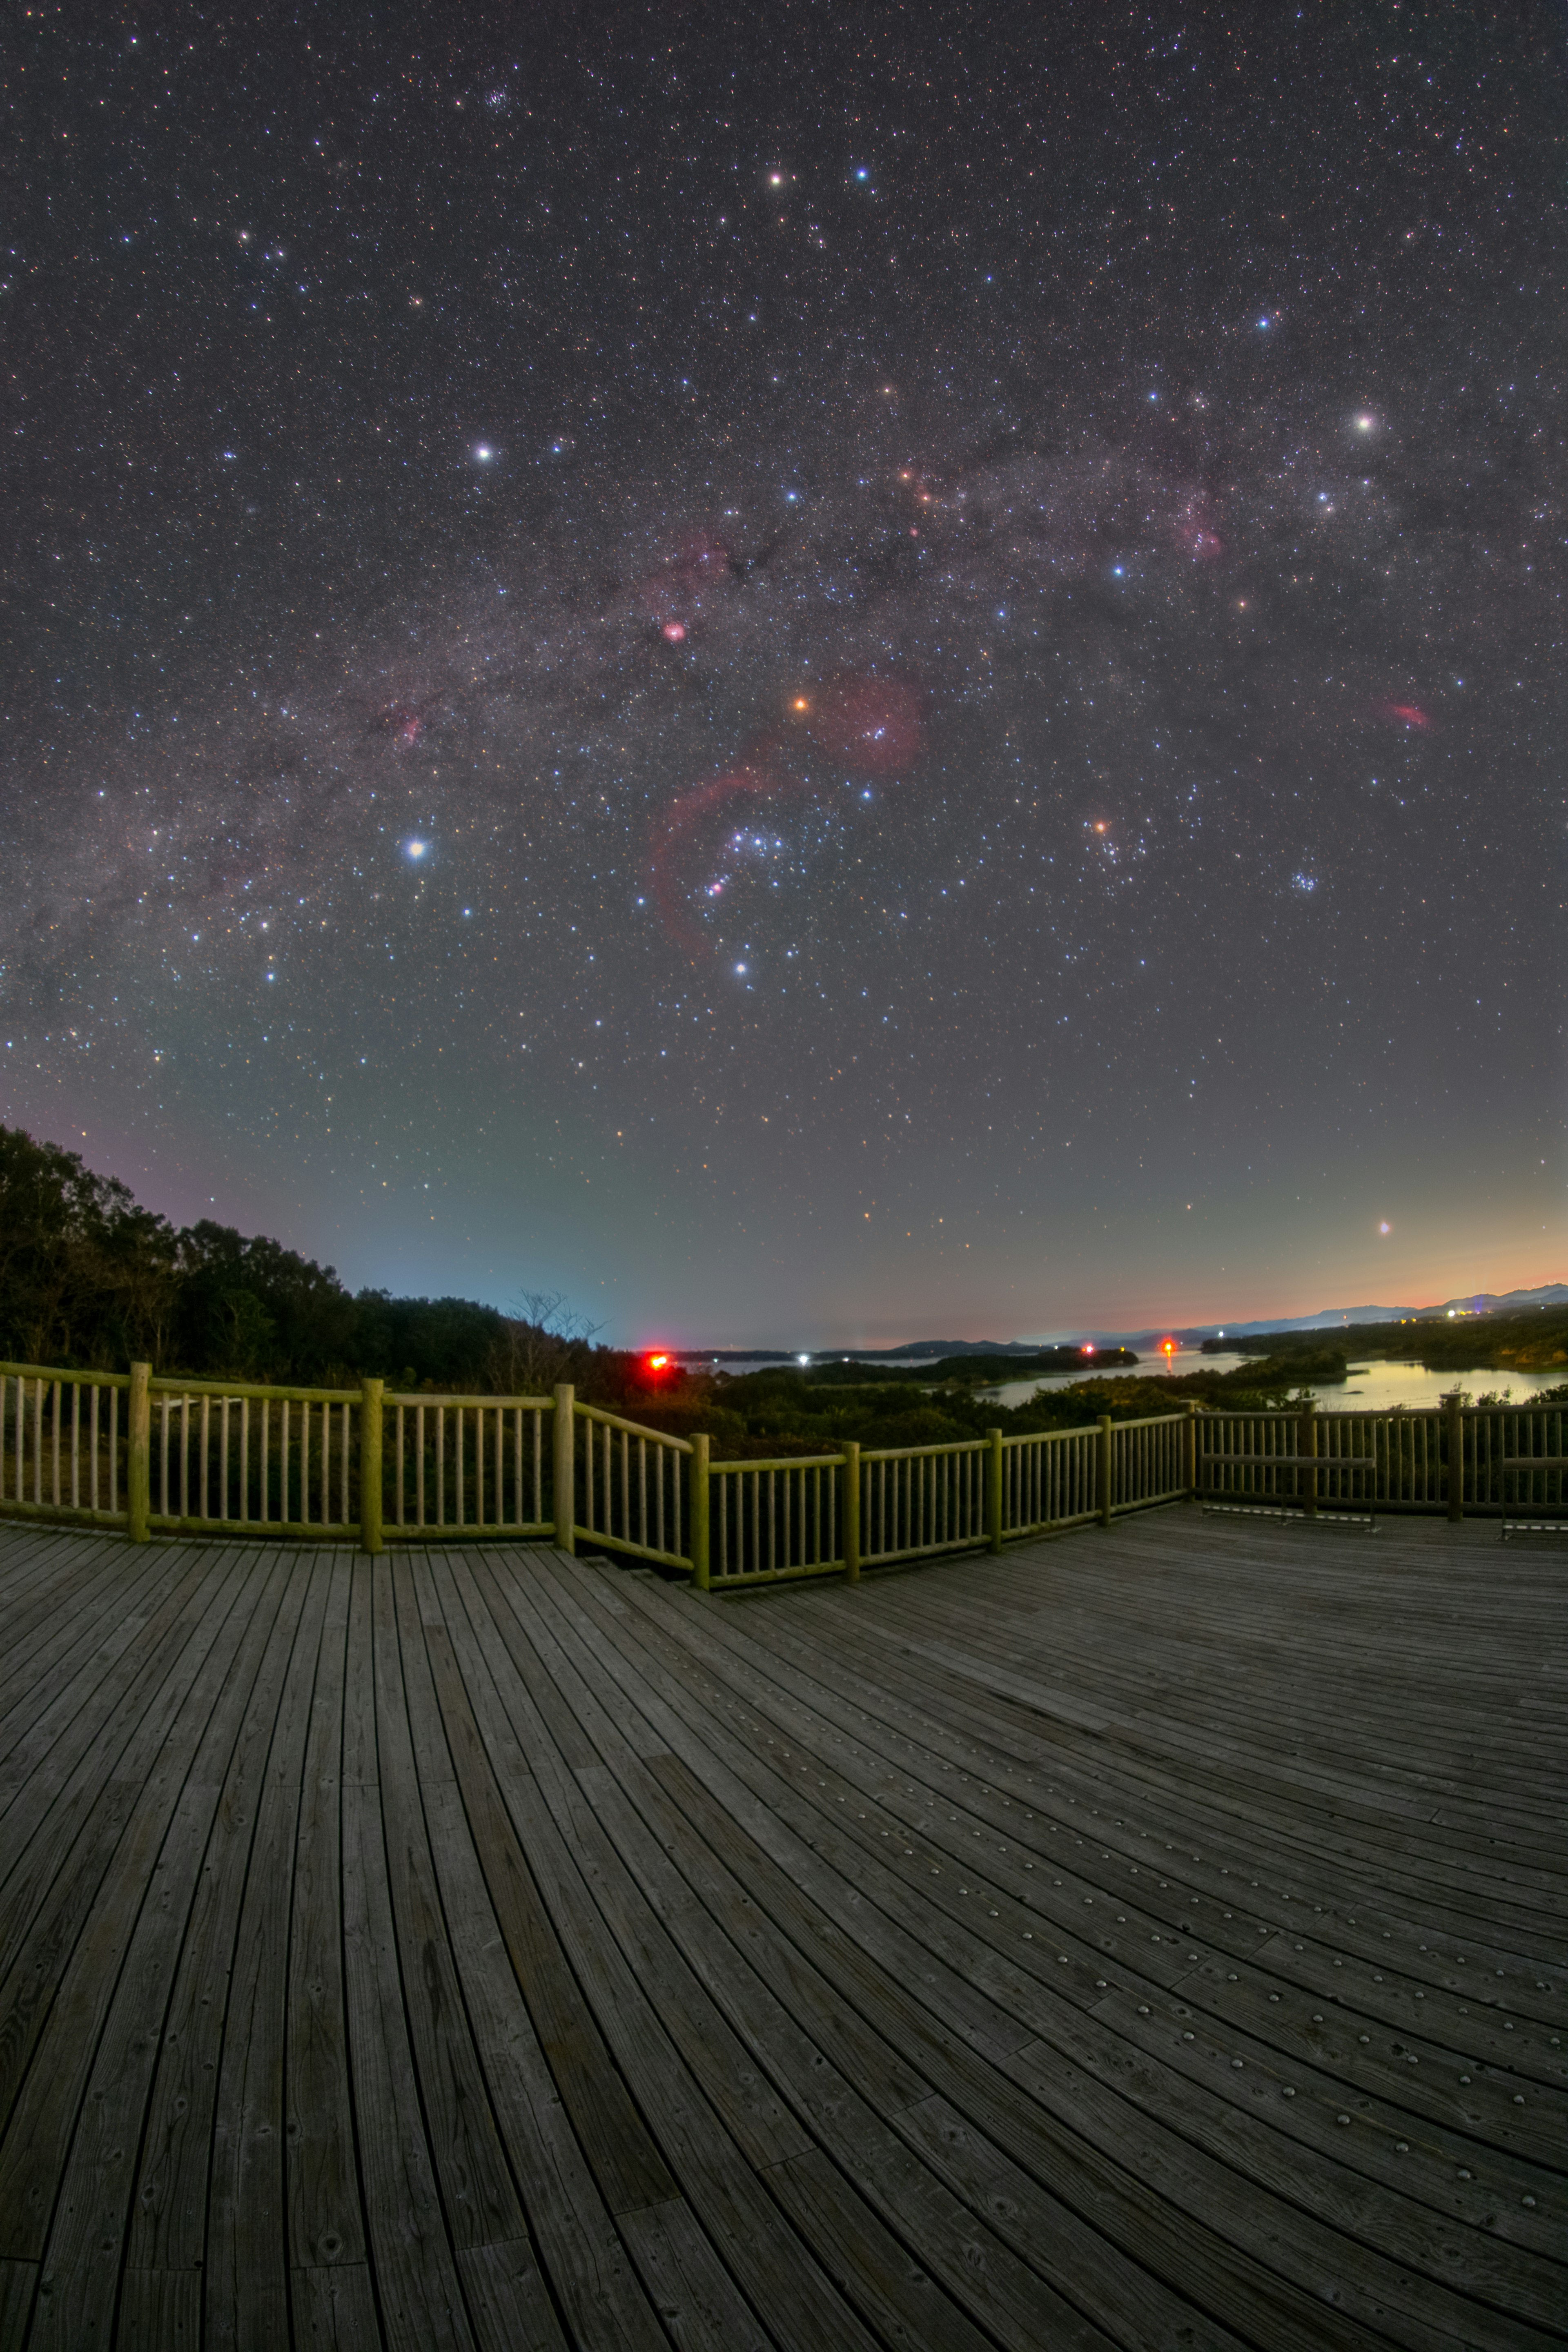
[0,1509,1561,2351]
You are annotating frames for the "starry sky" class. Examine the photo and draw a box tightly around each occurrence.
[4,4,1562,1346]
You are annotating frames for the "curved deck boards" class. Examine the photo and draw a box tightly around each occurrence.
[0,1509,1561,2349]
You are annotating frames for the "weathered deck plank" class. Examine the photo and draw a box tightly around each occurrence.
[0,1509,1559,2349]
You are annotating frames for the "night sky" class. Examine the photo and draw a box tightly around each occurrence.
[4,5,1561,1346]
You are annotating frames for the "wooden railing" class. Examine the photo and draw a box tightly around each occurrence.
[0,1364,129,1526]
[572,1401,689,1567]
[1195,1396,1567,1520]
[706,1451,844,1585]
[3,1363,1561,1578]
[385,1391,552,1539]
[145,1374,365,1538]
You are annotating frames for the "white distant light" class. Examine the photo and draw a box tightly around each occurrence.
[735,962,747,974]
[405,840,427,859]
[474,443,494,462]
[797,1352,810,1365]
[1379,1221,1391,1234]
[1356,413,1376,431]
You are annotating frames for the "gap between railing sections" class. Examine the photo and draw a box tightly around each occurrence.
[2,1369,1562,1575]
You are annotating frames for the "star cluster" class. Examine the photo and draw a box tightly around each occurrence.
[2,8,1559,1336]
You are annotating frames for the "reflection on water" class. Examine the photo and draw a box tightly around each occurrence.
[679,1348,1564,1417]
[982,1352,1566,1414]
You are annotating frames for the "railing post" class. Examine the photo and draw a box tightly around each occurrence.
[841,1441,860,1582]
[359,1378,384,1555]
[1446,1392,1464,1522]
[1098,1415,1113,1527]
[1185,1401,1198,1499]
[690,1432,710,1592]
[987,1428,1004,1553]
[553,1383,576,1552]
[1300,1396,1317,1520]
[127,1362,151,1542]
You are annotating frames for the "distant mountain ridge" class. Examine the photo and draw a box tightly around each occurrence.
[1141,1282,1568,1345]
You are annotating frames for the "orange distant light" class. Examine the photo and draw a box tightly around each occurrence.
[792,697,810,711]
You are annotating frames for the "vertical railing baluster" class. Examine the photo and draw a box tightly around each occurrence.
[619,1429,629,1544]
[395,1406,405,1526]
[653,1437,664,1555]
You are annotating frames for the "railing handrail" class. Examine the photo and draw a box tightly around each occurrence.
[710,1451,843,1473]
[860,1435,989,1463]
[149,1372,361,1405]
[384,1388,555,1412]
[572,1398,692,1450]
[1195,1400,1559,1419]
[3,1360,1561,1569]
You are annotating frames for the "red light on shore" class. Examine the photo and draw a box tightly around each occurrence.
[646,1352,671,1372]
[1082,1343,1095,1355]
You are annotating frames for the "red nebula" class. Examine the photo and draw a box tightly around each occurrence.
[368,699,430,745]
[638,529,734,641]
[1379,702,1432,730]
[804,673,925,774]
[650,757,800,958]
[1172,491,1224,561]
